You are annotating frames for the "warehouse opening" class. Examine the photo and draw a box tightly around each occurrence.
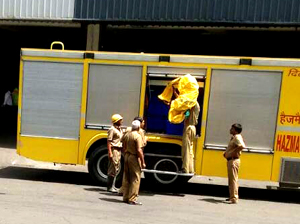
[0,24,86,148]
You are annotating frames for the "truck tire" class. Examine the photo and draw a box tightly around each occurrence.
[88,145,123,186]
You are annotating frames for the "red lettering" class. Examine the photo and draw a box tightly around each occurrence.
[290,136,296,152]
[275,135,300,153]
[286,135,291,152]
[295,136,300,153]
[276,134,282,151]
[281,135,286,152]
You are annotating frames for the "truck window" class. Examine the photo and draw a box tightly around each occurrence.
[205,69,282,151]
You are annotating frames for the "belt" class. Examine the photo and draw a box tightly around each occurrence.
[227,157,239,161]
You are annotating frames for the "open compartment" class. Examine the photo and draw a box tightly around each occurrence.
[145,67,206,136]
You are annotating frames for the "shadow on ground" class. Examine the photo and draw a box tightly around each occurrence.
[0,166,95,186]
[99,198,125,204]
[200,198,226,204]
[0,166,299,204]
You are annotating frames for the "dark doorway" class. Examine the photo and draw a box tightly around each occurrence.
[0,24,86,149]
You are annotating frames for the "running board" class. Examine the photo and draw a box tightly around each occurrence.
[142,169,194,176]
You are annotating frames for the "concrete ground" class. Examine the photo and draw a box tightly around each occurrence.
[0,144,299,224]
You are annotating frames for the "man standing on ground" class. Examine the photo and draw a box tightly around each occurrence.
[223,123,246,204]
[118,116,147,196]
[122,120,146,205]
[107,114,123,193]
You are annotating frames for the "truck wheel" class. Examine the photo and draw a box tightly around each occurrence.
[144,158,184,185]
[88,145,123,186]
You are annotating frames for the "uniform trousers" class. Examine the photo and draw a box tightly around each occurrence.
[182,125,195,173]
[108,148,122,177]
[122,153,141,203]
[227,158,240,201]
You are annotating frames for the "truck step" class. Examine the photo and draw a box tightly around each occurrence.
[142,169,194,176]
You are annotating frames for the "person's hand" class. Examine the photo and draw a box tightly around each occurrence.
[142,163,146,169]
[145,136,148,142]
[173,87,179,98]
[163,100,170,105]
[108,152,113,160]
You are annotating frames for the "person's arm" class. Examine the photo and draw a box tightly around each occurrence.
[107,141,113,160]
[137,149,146,169]
[232,136,246,157]
[121,132,127,153]
[107,129,114,160]
[136,135,146,168]
[140,129,147,148]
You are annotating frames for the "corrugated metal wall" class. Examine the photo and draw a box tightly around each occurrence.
[0,0,75,20]
[74,0,300,25]
[0,0,299,25]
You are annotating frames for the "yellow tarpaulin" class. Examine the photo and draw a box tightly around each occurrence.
[158,74,199,124]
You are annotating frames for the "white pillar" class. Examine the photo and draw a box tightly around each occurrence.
[86,24,100,51]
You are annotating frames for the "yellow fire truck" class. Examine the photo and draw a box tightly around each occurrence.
[17,42,300,187]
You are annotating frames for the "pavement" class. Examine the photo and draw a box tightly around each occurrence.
[0,145,300,224]
[0,145,279,190]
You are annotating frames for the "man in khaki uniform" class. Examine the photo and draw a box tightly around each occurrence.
[118,117,147,195]
[107,114,123,193]
[121,120,146,205]
[181,102,200,173]
[223,123,246,204]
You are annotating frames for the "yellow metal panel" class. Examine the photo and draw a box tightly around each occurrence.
[271,68,300,181]
[77,59,91,164]
[194,68,211,175]
[79,129,107,164]
[17,59,24,155]
[201,150,273,180]
[201,150,227,177]
[239,153,273,180]
[19,136,79,164]
[139,65,147,117]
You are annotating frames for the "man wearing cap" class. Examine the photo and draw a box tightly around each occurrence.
[107,114,123,193]
[122,120,146,205]
[118,116,148,196]
[130,117,148,148]
[223,123,246,204]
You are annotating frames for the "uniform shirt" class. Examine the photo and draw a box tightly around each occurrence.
[107,125,123,148]
[225,134,246,158]
[122,131,143,155]
[184,102,200,127]
[3,91,12,106]
[126,127,147,148]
